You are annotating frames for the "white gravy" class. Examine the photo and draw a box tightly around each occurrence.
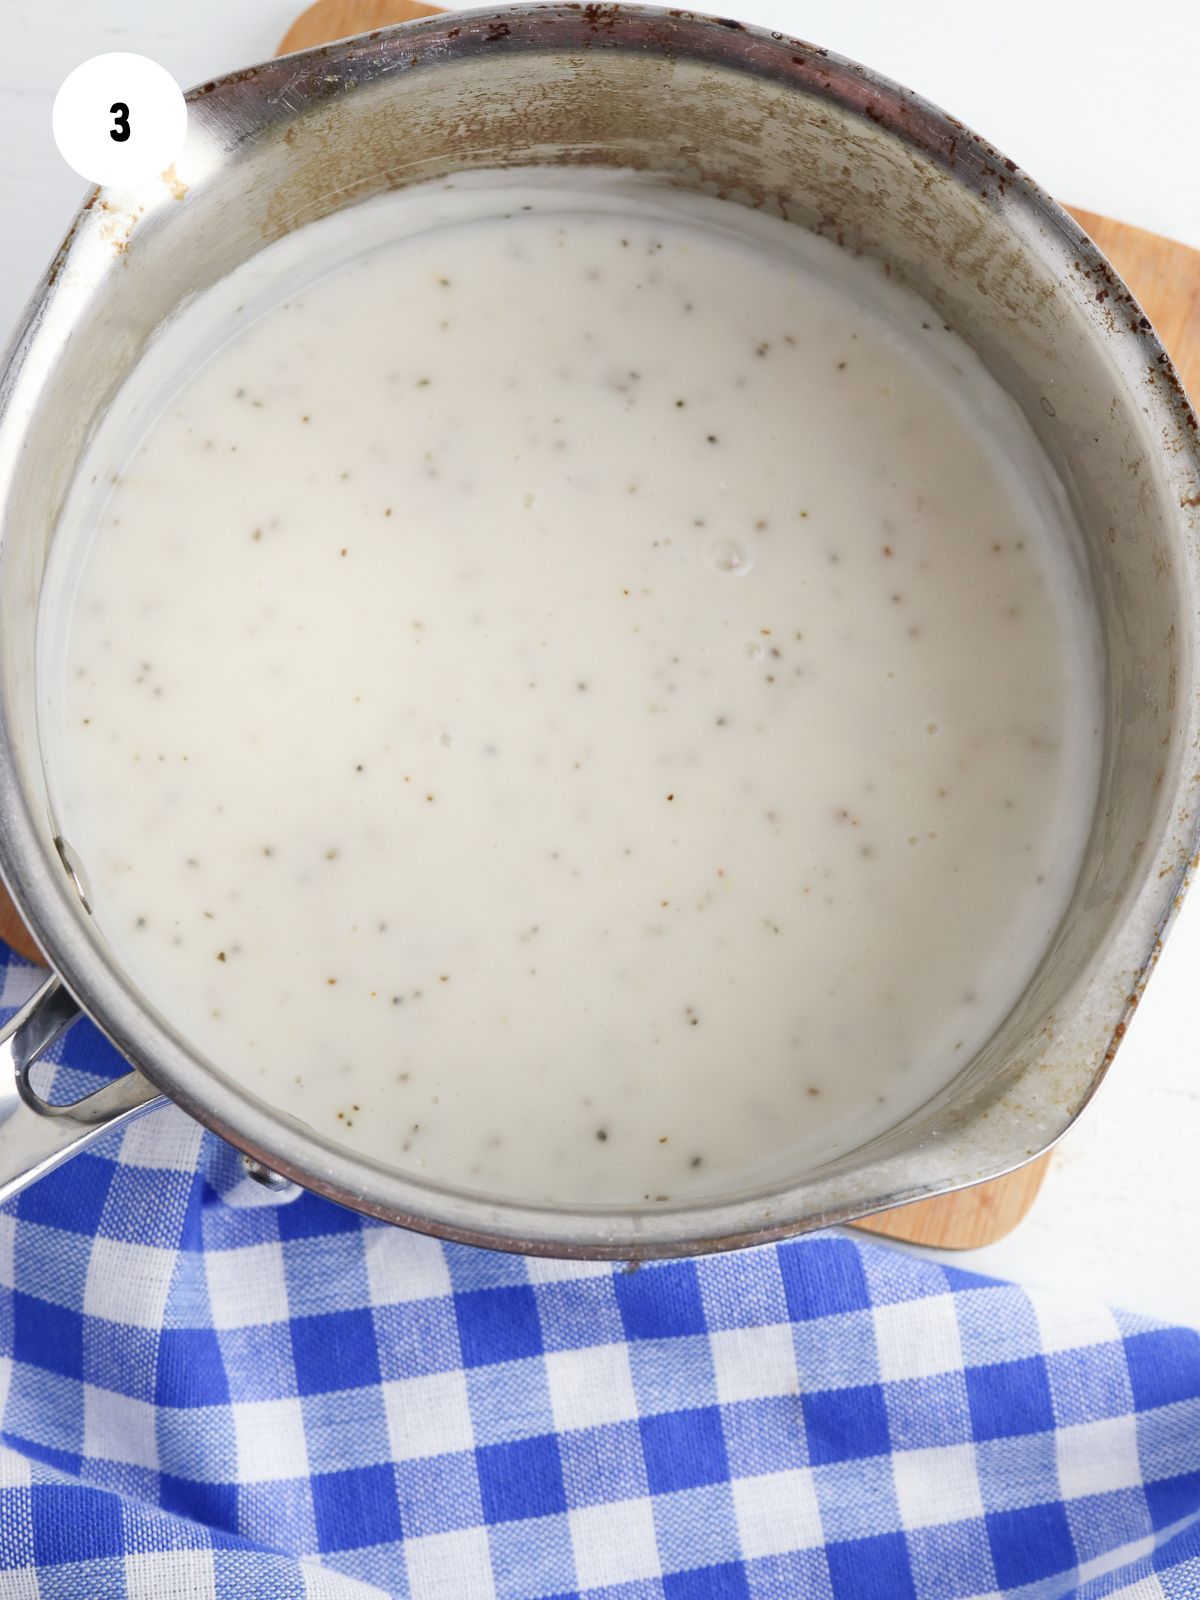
[39,174,1101,1205]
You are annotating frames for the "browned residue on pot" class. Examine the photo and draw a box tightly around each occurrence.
[97,199,145,256]
[162,165,188,202]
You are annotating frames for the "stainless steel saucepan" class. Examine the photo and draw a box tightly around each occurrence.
[0,5,1197,1256]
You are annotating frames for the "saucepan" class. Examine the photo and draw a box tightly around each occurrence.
[0,4,1197,1257]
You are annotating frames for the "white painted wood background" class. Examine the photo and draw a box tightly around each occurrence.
[0,0,1197,1323]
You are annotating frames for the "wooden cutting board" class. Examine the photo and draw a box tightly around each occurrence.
[4,0,1195,1252]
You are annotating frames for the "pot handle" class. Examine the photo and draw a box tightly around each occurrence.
[0,972,164,1202]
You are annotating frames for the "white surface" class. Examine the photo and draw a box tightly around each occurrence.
[0,0,1198,1321]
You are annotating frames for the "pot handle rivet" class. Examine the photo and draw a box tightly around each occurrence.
[242,1153,294,1192]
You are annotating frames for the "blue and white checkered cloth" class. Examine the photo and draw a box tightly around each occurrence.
[0,946,1197,1600]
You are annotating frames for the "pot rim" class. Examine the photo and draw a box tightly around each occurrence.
[2,3,1198,1257]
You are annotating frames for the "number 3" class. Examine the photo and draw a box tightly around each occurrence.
[109,102,130,143]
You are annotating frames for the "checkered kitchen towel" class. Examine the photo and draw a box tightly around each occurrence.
[0,948,1198,1600]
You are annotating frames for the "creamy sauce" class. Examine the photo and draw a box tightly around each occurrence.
[40,174,1101,1206]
